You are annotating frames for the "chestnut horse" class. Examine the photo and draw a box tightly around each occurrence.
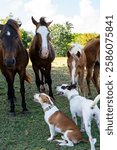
[0,19,31,115]
[29,17,55,98]
[67,43,86,96]
[84,38,100,97]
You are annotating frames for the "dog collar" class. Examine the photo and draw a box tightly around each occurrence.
[44,105,54,112]
[69,94,79,100]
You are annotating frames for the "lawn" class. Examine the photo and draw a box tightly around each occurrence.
[0,57,100,150]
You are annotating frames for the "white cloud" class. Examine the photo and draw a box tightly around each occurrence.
[71,0,100,33]
[0,0,100,33]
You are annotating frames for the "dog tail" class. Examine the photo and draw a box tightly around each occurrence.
[91,94,100,109]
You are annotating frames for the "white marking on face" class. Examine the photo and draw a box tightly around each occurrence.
[6,31,11,36]
[70,43,83,55]
[37,26,49,49]
[71,60,76,84]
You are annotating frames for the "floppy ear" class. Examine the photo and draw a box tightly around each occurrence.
[47,21,53,27]
[67,84,76,90]
[50,97,55,103]
[67,51,71,57]
[31,16,38,26]
[0,24,4,30]
[76,51,81,58]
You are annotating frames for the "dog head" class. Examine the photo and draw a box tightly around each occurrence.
[34,93,54,105]
[56,84,78,96]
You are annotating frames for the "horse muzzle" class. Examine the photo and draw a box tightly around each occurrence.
[4,58,16,67]
[41,49,49,59]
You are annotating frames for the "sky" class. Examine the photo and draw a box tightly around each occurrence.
[0,0,100,33]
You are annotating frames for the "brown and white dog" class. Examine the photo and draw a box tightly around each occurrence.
[56,84,100,150]
[34,93,87,147]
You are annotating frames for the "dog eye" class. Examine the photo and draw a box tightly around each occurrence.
[61,86,66,89]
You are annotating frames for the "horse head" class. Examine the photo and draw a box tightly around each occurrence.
[67,44,83,85]
[0,19,21,68]
[31,16,52,59]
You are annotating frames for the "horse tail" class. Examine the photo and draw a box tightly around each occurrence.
[24,72,32,84]
[91,94,100,109]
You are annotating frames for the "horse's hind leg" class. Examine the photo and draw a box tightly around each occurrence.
[92,62,100,94]
[86,66,93,97]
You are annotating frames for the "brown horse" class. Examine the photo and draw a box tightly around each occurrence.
[29,17,55,98]
[84,38,100,97]
[0,19,31,116]
[67,43,86,96]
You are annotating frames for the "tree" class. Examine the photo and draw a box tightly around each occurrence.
[49,23,73,56]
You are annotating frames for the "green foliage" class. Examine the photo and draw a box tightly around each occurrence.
[72,33,100,46]
[49,23,73,56]
[21,29,33,49]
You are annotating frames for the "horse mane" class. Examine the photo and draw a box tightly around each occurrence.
[40,17,47,26]
[5,19,21,40]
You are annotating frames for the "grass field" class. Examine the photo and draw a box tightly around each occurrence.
[0,57,100,150]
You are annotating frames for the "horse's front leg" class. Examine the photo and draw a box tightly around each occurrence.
[19,72,28,113]
[5,74,16,115]
[45,64,54,99]
[32,64,41,92]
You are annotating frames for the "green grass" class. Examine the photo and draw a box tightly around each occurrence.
[0,57,100,150]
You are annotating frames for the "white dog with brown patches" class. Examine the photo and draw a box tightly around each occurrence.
[34,93,87,147]
[56,84,100,150]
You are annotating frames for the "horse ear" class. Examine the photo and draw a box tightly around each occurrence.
[0,24,4,30]
[31,16,38,26]
[76,51,81,58]
[47,21,53,27]
[18,23,22,27]
[67,51,71,57]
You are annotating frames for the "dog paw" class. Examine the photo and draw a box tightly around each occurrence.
[80,129,85,132]
[47,137,53,141]
[92,138,97,144]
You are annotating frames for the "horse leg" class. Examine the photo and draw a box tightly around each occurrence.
[5,74,16,115]
[32,65,41,92]
[78,69,85,96]
[45,65,54,99]
[92,62,100,94]
[19,71,28,113]
[86,66,93,97]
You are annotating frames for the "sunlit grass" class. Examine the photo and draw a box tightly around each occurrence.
[0,57,99,150]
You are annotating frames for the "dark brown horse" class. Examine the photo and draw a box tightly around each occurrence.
[84,38,100,97]
[29,17,55,98]
[0,19,31,115]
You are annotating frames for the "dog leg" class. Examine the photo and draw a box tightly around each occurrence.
[47,125,56,141]
[72,114,77,125]
[81,117,85,132]
[59,130,74,147]
[84,119,96,150]
[94,111,100,131]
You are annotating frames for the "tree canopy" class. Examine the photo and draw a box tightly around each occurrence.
[0,14,99,56]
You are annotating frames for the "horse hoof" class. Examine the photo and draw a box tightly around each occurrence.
[21,110,31,115]
[9,112,16,117]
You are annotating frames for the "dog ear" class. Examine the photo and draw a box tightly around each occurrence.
[50,97,55,104]
[67,84,76,90]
